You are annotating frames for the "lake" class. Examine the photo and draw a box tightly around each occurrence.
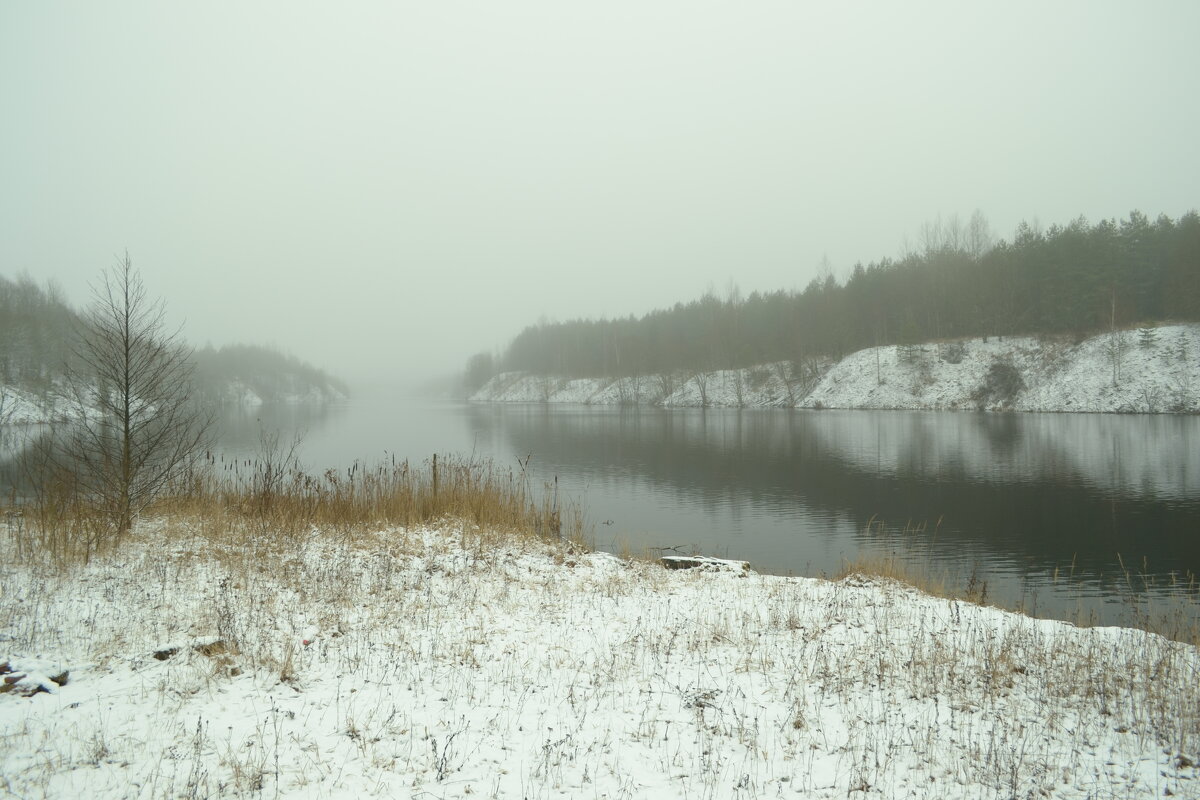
[202,391,1200,630]
[7,391,1199,630]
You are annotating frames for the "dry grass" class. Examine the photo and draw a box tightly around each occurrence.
[838,522,1200,647]
[12,457,1199,652]
[836,551,988,605]
[177,449,578,541]
[10,450,583,570]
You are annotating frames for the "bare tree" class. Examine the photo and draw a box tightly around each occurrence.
[793,354,826,395]
[690,369,711,408]
[919,213,964,256]
[773,361,797,405]
[0,388,15,427]
[966,209,993,261]
[730,368,747,408]
[1104,289,1129,387]
[654,371,678,405]
[538,374,558,403]
[56,255,210,535]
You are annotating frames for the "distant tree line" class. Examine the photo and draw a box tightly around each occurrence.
[0,273,79,395]
[192,343,349,403]
[465,210,1200,388]
[0,272,346,405]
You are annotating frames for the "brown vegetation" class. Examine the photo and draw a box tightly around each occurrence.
[11,450,580,568]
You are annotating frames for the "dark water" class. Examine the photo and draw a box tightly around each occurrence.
[9,393,1200,628]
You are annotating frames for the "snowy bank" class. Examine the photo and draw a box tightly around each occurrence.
[2,519,1197,798]
[0,378,348,426]
[472,363,817,408]
[472,324,1200,413]
[206,378,350,407]
[0,385,72,425]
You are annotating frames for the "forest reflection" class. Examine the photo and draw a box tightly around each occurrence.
[465,406,1200,590]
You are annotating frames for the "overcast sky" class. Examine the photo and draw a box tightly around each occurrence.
[2,2,1198,387]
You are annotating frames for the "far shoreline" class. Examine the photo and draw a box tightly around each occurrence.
[471,324,1200,415]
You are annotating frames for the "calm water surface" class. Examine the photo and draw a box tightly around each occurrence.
[8,391,1195,628]
[208,391,1200,628]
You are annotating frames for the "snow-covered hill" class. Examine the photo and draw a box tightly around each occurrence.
[472,325,1200,413]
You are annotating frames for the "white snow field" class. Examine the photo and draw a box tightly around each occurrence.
[2,519,1197,799]
[473,324,1200,413]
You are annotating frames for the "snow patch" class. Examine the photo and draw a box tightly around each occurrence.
[473,325,1200,413]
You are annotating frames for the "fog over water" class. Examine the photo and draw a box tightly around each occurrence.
[3,2,1199,385]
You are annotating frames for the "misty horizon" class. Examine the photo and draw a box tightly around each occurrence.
[3,2,1198,386]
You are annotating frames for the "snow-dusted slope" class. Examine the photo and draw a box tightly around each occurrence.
[1016,326,1198,413]
[207,379,350,407]
[802,337,1044,411]
[474,362,823,408]
[2,520,1197,798]
[0,386,72,425]
[0,377,348,426]
[473,325,1200,413]
[803,326,1200,413]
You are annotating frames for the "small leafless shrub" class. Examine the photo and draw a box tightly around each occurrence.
[773,362,796,405]
[626,375,646,406]
[910,352,935,393]
[939,340,966,364]
[691,370,711,407]
[1140,385,1163,413]
[746,366,772,389]
[729,370,746,408]
[1104,329,1131,386]
[791,356,825,396]
[538,375,560,403]
[972,358,1025,408]
[897,343,924,364]
[1171,371,1195,412]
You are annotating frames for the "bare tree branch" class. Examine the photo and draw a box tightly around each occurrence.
[49,254,212,537]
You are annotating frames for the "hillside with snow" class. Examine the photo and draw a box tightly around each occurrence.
[472,325,1200,414]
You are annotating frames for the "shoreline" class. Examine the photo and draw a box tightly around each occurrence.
[2,516,1198,798]
[472,324,1200,414]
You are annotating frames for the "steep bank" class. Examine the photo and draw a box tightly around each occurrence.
[472,324,1200,413]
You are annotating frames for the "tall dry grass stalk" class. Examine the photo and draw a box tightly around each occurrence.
[839,532,1200,647]
[11,450,583,568]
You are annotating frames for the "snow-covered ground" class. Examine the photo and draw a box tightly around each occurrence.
[0,379,348,427]
[0,385,73,425]
[472,324,1200,413]
[213,379,268,407]
[473,364,816,408]
[2,520,1197,798]
[209,379,350,407]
